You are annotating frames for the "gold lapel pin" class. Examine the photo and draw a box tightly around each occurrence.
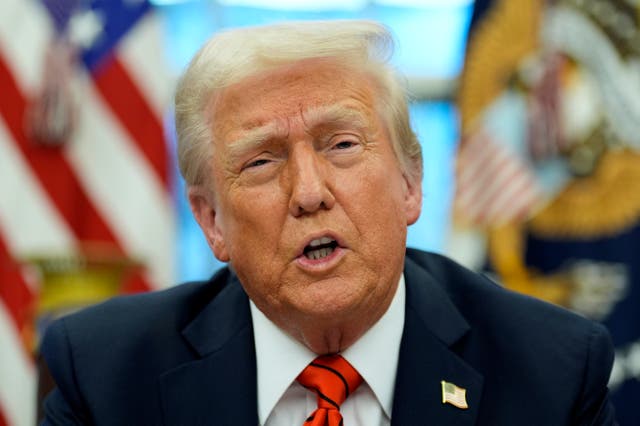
[441,380,469,409]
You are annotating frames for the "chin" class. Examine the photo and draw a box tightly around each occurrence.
[293,292,369,324]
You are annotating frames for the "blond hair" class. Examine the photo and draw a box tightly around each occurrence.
[175,20,422,187]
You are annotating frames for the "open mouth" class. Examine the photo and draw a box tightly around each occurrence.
[303,237,339,260]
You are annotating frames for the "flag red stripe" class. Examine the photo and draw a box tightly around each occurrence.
[0,405,8,426]
[93,56,169,188]
[0,56,151,293]
[0,236,36,356]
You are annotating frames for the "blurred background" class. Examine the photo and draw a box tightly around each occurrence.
[0,0,638,424]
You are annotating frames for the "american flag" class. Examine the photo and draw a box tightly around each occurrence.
[0,0,174,424]
[441,380,468,410]
[455,130,543,226]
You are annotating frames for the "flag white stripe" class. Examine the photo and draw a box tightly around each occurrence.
[456,134,499,192]
[456,138,507,200]
[0,119,76,257]
[461,167,537,224]
[486,168,539,221]
[0,0,51,93]
[118,12,175,120]
[66,72,174,288]
[467,159,525,215]
[457,155,511,210]
[456,146,511,210]
[492,181,540,224]
[445,393,466,405]
[455,130,541,224]
[0,3,50,425]
[0,301,36,426]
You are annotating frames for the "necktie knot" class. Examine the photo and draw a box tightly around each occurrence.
[297,354,363,426]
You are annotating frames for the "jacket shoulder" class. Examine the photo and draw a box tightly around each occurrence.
[407,248,596,331]
[405,248,616,424]
[52,267,231,339]
[40,267,235,424]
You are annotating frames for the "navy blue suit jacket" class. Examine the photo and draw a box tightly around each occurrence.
[41,249,616,425]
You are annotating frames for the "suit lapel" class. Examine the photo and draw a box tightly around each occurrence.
[158,273,259,425]
[392,257,484,426]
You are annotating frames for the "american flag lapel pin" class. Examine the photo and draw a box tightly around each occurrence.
[441,380,469,409]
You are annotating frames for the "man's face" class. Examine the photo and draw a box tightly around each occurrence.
[191,59,422,352]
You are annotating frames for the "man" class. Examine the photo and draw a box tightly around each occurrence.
[41,20,616,425]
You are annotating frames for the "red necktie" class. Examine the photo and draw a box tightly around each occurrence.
[296,354,363,426]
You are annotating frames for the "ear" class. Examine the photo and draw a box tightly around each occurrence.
[403,173,423,226]
[188,186,230,262]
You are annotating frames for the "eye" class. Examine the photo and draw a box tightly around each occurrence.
[243,158,270,170]
[333,140,357,150]
[329,134,363,151]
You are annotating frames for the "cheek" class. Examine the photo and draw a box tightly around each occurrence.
[221,187,289,261]
[341,176,407,259]
[226,184,284,227]
[366,173,409,238]
[355,165,407,216]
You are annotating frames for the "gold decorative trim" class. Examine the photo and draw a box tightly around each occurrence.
[488,222,571,307]
[529,150,640,239]
[458,0,542,134]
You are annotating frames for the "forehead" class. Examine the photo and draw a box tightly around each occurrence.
[209,58,380,138]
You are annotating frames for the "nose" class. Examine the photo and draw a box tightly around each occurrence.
[287,144,335,217]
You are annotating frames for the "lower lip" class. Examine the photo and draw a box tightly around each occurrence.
[295,246,346,272]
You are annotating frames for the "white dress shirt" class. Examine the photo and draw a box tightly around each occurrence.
[250,275,406,426]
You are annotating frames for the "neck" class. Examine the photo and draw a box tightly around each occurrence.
[285,283,398,354]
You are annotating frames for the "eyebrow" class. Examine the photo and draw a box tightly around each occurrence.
[302,103,371,133]
[225,121,286,165]
[224,103,373,165]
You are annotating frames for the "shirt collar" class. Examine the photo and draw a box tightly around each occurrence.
[251,274,406,424]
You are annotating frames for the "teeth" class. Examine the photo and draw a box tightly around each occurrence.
[306,246,335,260]
[309,237,334,247]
